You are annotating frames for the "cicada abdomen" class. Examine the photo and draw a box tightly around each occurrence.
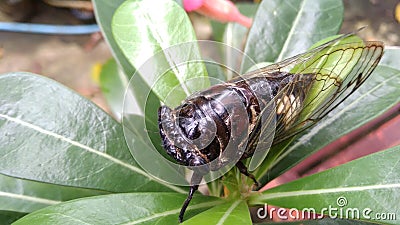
[158,33,384,222]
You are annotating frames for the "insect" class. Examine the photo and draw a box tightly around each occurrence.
[158,32,384,222]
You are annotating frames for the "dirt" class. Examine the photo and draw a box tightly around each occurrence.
[0,2,110,109]
[341,0,400,45]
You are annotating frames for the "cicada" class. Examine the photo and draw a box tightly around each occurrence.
[158,32,384,222]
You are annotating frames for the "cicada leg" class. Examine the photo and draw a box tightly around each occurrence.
[236,161,260,188]
[179,172,203,223]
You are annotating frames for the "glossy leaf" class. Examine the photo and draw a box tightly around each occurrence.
[99,58,137,119]
[93,0,134,76]
[93,0,160,117]
[0,211,25,225]
[112,0,209,107]
[0,72,184,194]
[250,145,400,225]
[209,3,258,81]
[93,0,162,176]
[255,65,400,184]
[0,173,107,213]
[123,114,188,185]
[204,60,227,85]
[241,0,343,72]
[380,47,400,70]
[13,193,224,225]
[222,3,258,80]
[182,200,251,225]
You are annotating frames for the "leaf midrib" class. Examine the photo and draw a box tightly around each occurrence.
[121,200,225,225]
[0,113,185,193]
[252,183,400,203]
[276,0,306,62]
[216,200,242,225]
[0,190,60,205]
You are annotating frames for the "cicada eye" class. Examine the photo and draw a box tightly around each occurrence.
[177,103,201,140]
[178,103,194,116]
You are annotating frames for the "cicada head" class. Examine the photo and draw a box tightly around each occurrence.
[158,104,210,167]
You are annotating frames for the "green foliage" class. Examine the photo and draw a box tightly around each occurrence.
[12,193,222,225]
[112,0,209,107]
[0,0,399,224]
[250,145,400,224]
[241,0,344,72]
[181,200,251,225]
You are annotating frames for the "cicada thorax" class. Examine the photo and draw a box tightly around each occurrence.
[158,82,252,171]
[158,71,315,172]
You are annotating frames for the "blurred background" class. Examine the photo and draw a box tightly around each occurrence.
[0,0,399,184]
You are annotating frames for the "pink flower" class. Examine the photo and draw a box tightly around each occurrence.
[183,0,252,28]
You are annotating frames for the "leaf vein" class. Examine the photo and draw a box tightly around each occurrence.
[0,190,60,205]
[0,113,185,193]
[216,200,241,225]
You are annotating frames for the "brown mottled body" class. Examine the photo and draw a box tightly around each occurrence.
[158,72,304,170]
[158,72,312,222]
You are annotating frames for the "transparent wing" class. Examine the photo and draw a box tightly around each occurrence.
[246,35,383,170]
[243,32,356,78]
[272,40,383,143]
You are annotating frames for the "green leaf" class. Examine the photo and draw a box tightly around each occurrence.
[250,145,400,224]
[99,58,134,119]
[0,72,184,193]
[182,200,251,225]
[123,114,188,185]
[204,60,227,85]
[209,3,258,81]
[112,0,209,107]
[13,193,224,225]
[380,47,400,71]
[0,174,107,213]
[255,65,400,184]
[93,0,134,76]
[222,4,258,80]
[0,211,26,225]
[220,170,241,199]
[93,0,160,116]
[241,0,343,72]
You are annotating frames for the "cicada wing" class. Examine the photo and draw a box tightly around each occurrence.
[247,72,316,171]
[244,33,383,171]
[244,32,357,78]
[247,100,276,171]
[272,41,384,143]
